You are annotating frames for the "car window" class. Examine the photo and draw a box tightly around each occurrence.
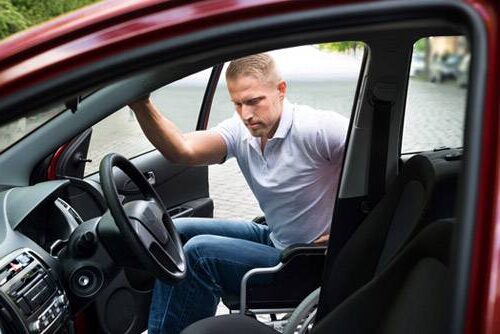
[207,43,365,219]
[0,103,67,153]
[402,36,470,154]
[208,44,364,128]
[85,70,211,174]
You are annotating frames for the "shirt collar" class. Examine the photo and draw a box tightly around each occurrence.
[272,99,294,140]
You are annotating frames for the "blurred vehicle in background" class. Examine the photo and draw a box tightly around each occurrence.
[430,53,463,83]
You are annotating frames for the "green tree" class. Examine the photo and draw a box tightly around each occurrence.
[318,41,363,56]
[413,37,431,79]
[0,0,28,39]
[12,0,96,25]
[1,0,98,40]
[413,38,427,53]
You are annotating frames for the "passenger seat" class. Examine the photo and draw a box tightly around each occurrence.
[317,149,461,316]
[313,219,455,334]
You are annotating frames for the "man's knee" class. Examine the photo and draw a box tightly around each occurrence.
[183,235,226,290]
[183,235,221,261]
[173,218,201,243]
[173,217,215,243]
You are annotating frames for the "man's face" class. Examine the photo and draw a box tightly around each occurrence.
[227,75,286,138]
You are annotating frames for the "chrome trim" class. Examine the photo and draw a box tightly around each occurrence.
[240,262,284,314]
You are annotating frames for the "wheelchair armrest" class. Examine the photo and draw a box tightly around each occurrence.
[234,244,326,314]
[280,244,327,262]
[235,244,326,313]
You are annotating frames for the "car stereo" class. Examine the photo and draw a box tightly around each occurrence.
[0,250,70,333]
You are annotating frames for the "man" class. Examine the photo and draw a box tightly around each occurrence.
[129,53,348,333]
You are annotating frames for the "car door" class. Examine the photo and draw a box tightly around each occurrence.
[51,68,218,220]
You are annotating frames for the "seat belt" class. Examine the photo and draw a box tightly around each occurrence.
[363,87,395,211]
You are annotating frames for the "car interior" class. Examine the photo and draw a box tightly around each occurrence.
[0,1,486,334]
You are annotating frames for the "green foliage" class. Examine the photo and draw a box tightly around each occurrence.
[0,0,98,40]
[0,0,28,39]
[413,38,428,53]
[12,0,96,25]
[317,41,363,54]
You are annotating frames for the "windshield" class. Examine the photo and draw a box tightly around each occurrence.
[0,104,67,152]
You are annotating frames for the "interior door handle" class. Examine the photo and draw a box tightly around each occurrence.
[144,171,156,186]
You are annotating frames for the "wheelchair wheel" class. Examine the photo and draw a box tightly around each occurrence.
[283,288,321,334]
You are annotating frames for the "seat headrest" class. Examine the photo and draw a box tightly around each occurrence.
[403,149,462,191]
[403,149,462,224]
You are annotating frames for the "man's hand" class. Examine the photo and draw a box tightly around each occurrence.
[313,234,329,245]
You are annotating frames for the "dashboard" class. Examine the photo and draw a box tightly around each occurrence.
[17,197,83,256]
[0,250,70,333]
[0,179,111,333]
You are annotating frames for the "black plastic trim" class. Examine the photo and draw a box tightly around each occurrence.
[197,64,223,130]
[280,245,326,263]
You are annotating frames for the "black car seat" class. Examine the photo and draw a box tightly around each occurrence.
[312,219,454,334]
[317,149,460,317]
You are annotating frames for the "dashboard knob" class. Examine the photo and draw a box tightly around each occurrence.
[29,320,40,333]
[56,295,66,306]
[78,275,90,287]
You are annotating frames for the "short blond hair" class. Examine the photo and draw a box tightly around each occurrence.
[226,53,281,85]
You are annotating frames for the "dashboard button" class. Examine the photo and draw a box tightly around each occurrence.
[29,320,40,333]
[55,295,65,306]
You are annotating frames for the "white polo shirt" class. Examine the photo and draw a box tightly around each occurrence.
[211,100,348,249]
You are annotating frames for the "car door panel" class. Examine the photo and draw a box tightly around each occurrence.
[113,150,213,217]
[52,136,213,222]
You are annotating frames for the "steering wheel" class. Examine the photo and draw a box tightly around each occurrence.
[99,153,186,283]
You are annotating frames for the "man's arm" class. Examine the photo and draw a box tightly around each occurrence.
[129,98,227,166]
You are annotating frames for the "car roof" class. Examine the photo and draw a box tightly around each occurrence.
[0,0,329,99]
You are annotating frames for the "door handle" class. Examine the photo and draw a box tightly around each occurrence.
[144,171,156,186]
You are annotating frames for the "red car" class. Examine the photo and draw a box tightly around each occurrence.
[0,0,498,333]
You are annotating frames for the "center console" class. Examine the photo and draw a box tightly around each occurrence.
[0,250,71,333]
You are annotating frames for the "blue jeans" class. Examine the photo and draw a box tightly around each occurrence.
[148,217,281,334]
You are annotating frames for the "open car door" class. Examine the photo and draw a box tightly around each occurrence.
[33,68,220,333]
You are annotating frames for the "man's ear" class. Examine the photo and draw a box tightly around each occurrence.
[277,80,287,100]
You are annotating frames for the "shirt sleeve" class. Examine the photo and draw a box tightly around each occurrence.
[209,113,241,161]
[317,111,349,163]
